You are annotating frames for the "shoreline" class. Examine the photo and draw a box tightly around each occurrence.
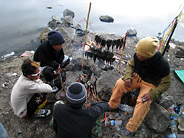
[1,27,184,61]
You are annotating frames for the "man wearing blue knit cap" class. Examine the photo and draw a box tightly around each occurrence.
[53,82,110,138]
[34,30,71,89]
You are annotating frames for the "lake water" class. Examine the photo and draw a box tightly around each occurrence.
[0,0,183,57]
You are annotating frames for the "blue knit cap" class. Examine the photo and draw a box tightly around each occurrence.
[48,30,65,46]
[66,82,87,104]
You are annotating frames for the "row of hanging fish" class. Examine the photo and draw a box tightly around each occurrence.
[85,47,115,64]
[95,35,124,50]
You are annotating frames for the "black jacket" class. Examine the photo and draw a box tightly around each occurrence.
[134,52,170,81]
[34,41,64,69]
[53,102,109,138]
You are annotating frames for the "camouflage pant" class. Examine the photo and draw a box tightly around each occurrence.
[91,113,105,138]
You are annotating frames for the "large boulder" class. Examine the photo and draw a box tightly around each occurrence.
[40,27,52,42]
[145,102,170,132]
[96,70,121,101]
[65,71,83,87]
[61,16,73,27]
[127,27,137,37]
[63,9,75,18]
[99,15,114,23]
[48,16,61,29]
[175,45,184,58]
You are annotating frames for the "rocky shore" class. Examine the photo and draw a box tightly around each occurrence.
[0,9,184,138]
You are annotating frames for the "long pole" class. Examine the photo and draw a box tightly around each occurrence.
[162,18,178,56]
[160,8,182,54]
[118,32,127,73]
[81,2,92,70]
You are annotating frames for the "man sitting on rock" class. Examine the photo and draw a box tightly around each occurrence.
[11,59,58,118]
[108,37,171,137]
[53,82,110,138]
[33,30,71,89]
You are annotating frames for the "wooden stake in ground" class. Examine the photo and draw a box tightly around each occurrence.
[118,32,128,73]
[81,2,92,71]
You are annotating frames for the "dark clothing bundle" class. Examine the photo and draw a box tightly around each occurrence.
[134,52,170,82]
[53,102,109,138]
[34,41,64,69]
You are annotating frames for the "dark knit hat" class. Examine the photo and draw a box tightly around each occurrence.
[48,30,65,46]
[66,82,87,105]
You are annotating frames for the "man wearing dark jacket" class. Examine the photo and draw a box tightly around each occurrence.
[34,30,68,87]
[53,82,110,138]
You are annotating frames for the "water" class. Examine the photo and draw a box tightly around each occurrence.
[0,0,183,57]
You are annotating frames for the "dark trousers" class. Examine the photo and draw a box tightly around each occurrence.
[42,66,55,82]
[42,67,62,90]
[27,93,48,117]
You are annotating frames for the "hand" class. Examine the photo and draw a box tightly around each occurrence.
[141,93,151,103]
[57,64,61,75]
[124,79,132,87]
[85,103,91,108]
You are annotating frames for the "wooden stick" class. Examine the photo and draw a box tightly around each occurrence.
[118,32,128,73]
[81,2,92,71]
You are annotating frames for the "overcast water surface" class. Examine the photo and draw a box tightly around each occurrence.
[0,0,183,57]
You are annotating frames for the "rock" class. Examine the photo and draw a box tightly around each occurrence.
[4,73,12,78]
[64,58,100,87]
[145,102,170,132]
[99,15,114,23]
[159,95,175,109]
[75,24,82,30]
[169,43,176,49]
[75,24,86,36]
[46,7,52,9]
[61,16,73,27]
[101,64,114,71]
[48,16,61,29]
[175,45,184,58]
[65,71,83,87]
[63,9,75,18]
[96,70,121,101]
[40,27,52,42]
[127,27,137,37]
